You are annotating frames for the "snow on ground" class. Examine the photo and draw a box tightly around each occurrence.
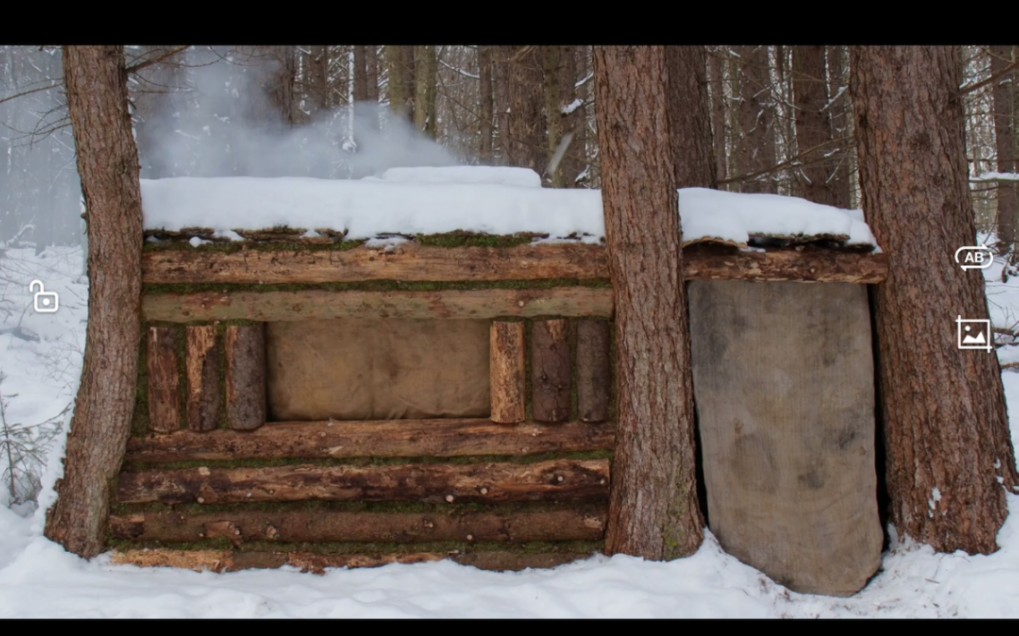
[3,238,1019,617]
[140,170,878,248]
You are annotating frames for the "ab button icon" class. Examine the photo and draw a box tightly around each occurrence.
[29,280,59,314]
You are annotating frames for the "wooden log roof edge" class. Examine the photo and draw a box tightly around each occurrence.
[143,240,888,286]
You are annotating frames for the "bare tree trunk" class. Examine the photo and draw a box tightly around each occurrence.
[736,46,777,193]
[307,45,330,116]
[594,46,704,559]
[542,46,565,187]
[506,46,546,173]
[353,45,369,103]
[827,46,853,208]
[852,45,1018,555]
[44,46,143,558]
[666,46,716,188]
[793,45,839,206]
[269,46,300,126]
[365,46,379,103]
[992,45,1017,254]
[414,45,437,137]
[558,46,587,188]
[386,45,415,123]
[478,46,495,163]
[707,48,729,187]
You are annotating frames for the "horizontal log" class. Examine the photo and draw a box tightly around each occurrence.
[125,419,615,463]
[681,247,888,284]
[117,459,611,505]
[142,287,613,322]
[143,243,610,285]
[143,243,888,286]
[110,548,596,573]
[109,507,606,543]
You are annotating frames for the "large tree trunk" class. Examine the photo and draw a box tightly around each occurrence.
[852,46,1018,555]
[991,45,1017,254]
[793,46,839,206]
[44,46,143,558]
[666,46,716,188]
[594,46,704,559]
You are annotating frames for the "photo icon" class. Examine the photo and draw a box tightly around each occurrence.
[956,316,992,352]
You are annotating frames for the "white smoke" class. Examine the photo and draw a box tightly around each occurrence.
[136,47,456,181]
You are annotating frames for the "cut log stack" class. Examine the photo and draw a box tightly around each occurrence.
[122,242,634,573]
[120,240,887,574]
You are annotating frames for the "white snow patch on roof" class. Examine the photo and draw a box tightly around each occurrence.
[140,169,878,248]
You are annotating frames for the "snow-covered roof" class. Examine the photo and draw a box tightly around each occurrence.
[140,167,878,250]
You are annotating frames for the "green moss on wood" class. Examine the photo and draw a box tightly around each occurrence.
[121,449,614,473]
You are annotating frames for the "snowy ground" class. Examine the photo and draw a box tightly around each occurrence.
[1,246,1018,618]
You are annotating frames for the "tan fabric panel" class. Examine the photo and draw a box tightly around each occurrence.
[688,280,882,596]
[267,319,490,420]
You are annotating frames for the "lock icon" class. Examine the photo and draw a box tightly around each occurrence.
[29,280,59,313]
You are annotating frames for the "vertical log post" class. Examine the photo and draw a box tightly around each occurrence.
[225,324,266,431]
[531,319,571,422]
[576,320,611,423]
[147,326,182,434]
[490,321,526,423]
[186,325,222,432]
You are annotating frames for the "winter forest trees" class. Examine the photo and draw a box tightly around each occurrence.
[1,44,1017,561]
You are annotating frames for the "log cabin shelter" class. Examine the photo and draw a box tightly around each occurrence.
[112,168,888,595]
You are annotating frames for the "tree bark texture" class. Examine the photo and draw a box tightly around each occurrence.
[594,46,704,559]
[666,46,717,188]
[852,46,1018,554]
[44,46,144,558]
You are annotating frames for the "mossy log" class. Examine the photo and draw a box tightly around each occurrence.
[142,287,613,322]
[109,506,606,543]
[142,243,889,286]
[110,548,595,573]
[117,459,610,506]
[126,419,615,463]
